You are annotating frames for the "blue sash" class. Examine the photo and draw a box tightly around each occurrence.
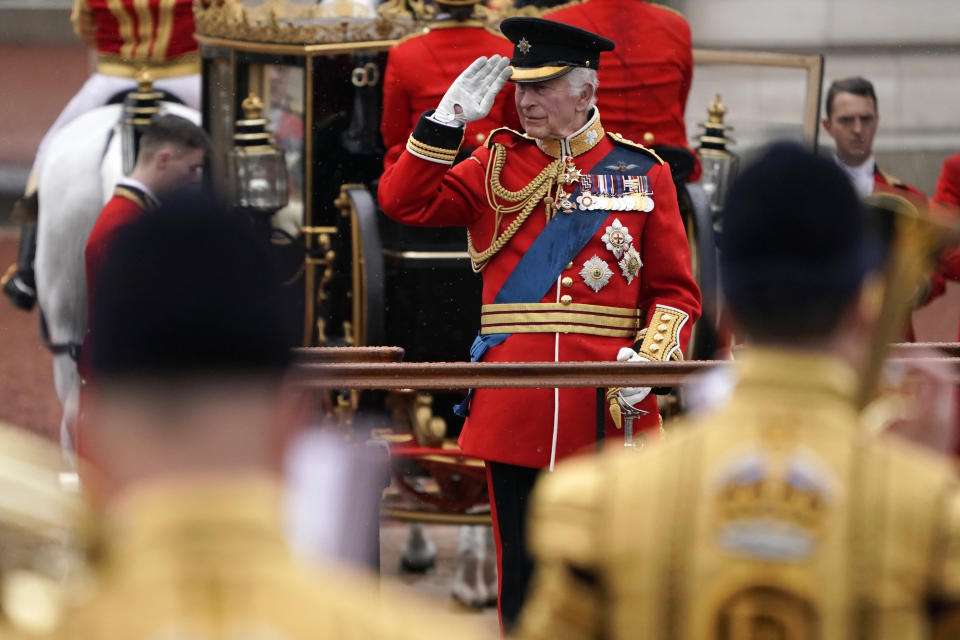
[455,144,655,416]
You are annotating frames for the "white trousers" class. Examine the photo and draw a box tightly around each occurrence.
[30,72,202,182]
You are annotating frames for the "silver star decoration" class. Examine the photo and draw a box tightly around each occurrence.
[601,218,632,259]
[618,245,642,284]
[580,255,613,293]
[518,38,532,54]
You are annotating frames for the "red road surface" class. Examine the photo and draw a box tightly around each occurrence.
[0,232,60,440]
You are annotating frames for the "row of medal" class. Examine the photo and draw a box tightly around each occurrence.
[576,174,655,213]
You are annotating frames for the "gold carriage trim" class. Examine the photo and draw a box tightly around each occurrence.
[406,134,460,165]
[96,53,201,79]
[481,302,640,338]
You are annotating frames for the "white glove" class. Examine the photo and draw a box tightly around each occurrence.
[432,55,512,127]
[617,347,651,407]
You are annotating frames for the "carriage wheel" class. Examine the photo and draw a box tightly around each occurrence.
[338,184,386,348]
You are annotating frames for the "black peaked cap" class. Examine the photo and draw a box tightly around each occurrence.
[89,188,294,381]
[500,17,614,83]
[720,141,882,305]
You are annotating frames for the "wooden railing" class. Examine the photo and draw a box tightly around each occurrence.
[291,344,960,390]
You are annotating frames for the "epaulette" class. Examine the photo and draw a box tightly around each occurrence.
[483,126,534,149]
[391,27,430,47]
[114,185,148,211]
[606,132,664,165]
[877,167,908,189]
[540,0,587,15]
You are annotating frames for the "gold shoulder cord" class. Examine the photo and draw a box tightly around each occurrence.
[468,142,565,272]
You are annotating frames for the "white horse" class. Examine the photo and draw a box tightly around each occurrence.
[35,101,200,455]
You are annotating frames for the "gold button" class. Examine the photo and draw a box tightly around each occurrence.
[561,276,573,288]
[649,343,660,352]
[657,324,668,332]
[566,261,574,270]
[475,133,485,143]
[654,334,664,342]
[643,132,655,144]
[660,313,672,322]
[560,294,572,305]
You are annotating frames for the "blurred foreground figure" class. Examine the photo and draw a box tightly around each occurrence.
[516,143,960,640]
[59,193,483,640]
[0,424,84,638]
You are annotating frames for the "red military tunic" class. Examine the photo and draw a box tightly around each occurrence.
[85,182,155,329]
[381,20,521,169]
[873,165,927,209]
[544,0,700,181]
[379,109,701,469]
[927,154,960,336]
[71,0,198,77]
[934,152,960,212]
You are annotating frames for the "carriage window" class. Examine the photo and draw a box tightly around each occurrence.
[263,64,307,228]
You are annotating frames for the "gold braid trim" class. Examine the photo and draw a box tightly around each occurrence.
[467,142,564,272]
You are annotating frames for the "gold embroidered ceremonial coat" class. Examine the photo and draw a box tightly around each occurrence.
[515,349,960,640]
[53,475,488,640]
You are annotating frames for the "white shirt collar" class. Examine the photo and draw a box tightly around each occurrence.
[834,153,875,199]
[118,176,160,208]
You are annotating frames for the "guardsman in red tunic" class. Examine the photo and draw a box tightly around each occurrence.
[83,115,209,372]
[823,76,927,207]
[926,153,960,348]
[2,0,200,311]
[381,0,520,169]
[544,0,699,181]
[378,17,701,631]
[822,76,930,340]
[934,152,960,213]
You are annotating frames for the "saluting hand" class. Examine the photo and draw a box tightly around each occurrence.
[432,55,512,127]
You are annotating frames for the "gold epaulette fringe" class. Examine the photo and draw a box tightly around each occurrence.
[607,132,664,165]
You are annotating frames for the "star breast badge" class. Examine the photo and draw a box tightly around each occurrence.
[580,255,613,293]
[618,245,642,284]
[518,38,532,55]
[601,218,632,259]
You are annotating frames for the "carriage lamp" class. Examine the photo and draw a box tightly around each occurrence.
[121,70,162,175]
[696,94,739,214]
[228,93,289,212]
